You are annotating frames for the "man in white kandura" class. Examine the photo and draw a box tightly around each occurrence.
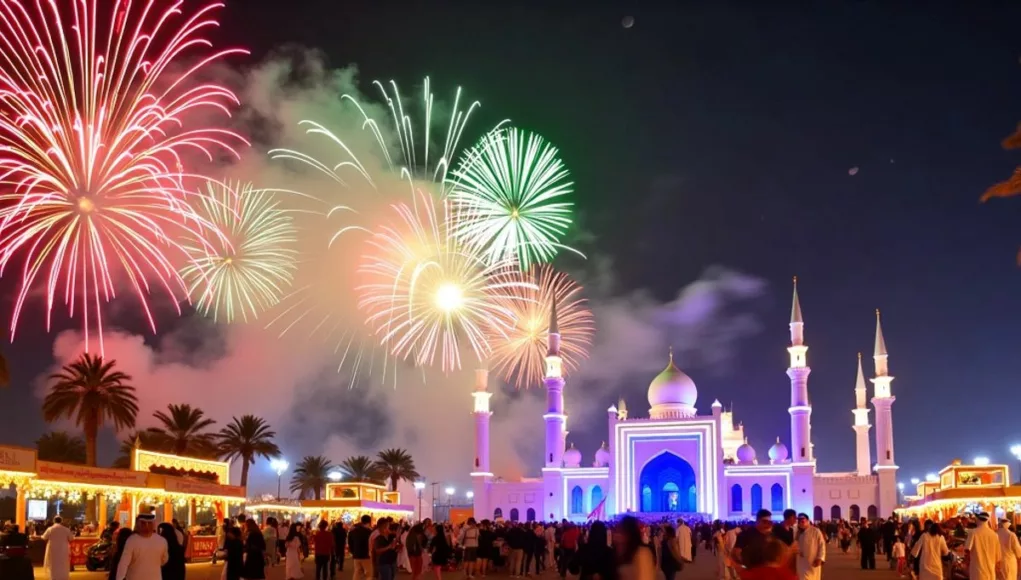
[117,513,169,580]
[794,513,826,580]
[676,519,693,563]
[996,519,1021,580]
[42,515,73,580]
[965,512,1003,580]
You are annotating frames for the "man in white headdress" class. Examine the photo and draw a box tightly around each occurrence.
[996,519,1021,580]
[42,516,73,580]
[677,518,693,563]
[116,513,169,580]
[795,513,826,580]
[965,512,1003,580]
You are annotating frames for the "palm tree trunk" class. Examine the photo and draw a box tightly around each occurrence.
[314,487,321,500]
[391,475,398,492]
[240,457,251,488]
[84,413,98,521]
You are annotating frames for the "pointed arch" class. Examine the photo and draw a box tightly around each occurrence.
[638,451,697,512]
[590,485,604,512]
[731,484,743,512]
[770,483,784,512]
[751,484,763,514]
[570,485,584,514]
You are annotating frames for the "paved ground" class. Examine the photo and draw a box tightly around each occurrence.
[41,546,900,580]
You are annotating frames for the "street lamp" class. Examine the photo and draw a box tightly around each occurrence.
[414,481,426,521]
[1011,445,1021,483]
[925,473,938,483]
[270,458,289,500]
[974,456,990,466]
[910,478,920,485]
[327,471,343,482]
[466,491,474,500]
[445,486,455,497]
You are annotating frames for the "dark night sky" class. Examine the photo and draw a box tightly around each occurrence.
[3,0,1021,488]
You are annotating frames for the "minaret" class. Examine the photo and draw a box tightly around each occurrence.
[471,368,493,519]
[870,309,898,516]
[786,277,813,462]
[852,353,872,476]
[544,299,567,468]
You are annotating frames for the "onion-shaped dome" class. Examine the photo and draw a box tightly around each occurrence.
[563,443,582,467]
[736,438,757,464]
[768,437,789,463]
[648,349,698,419]
[594,442,611,467]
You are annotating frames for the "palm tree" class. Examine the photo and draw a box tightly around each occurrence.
[217,415,281,488]
[42,353,138,466]
[36,431,86,464]
[146,403,217,457]
[339,455,383,484]
[374,448,419,491]
[111,431,160,469]
[289,456,332,500]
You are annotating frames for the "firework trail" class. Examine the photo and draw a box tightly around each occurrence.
[449,127,578,270]
[266,78,507,384]
[0,0,248,352]
[488,264,593,388]
[180,181,298,324]
[358,191,532,373]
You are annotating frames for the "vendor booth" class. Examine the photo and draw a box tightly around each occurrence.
[247,481,414,527]
[0,442,245,565]
[897,459,1021,523]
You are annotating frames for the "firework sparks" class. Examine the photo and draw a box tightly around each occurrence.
[489,265,593,388]
[449,127,577,270]
[0,0,247,352]
[358,191,532,373]
[266,78,508,383]
[181,181,298,323]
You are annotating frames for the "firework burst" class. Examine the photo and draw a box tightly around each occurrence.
[0,0,247,352]
[358,191,532,373]
[180,181,298,323]
[266,78,508,383]
[489,265,593,388]
[449,127,577,270]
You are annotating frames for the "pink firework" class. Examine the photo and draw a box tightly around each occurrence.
[0,0,248,353]
[489,265,593,388]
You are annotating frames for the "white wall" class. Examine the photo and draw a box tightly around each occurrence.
[812,474,880,520]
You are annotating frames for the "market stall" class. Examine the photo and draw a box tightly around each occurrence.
[897,459,1021,523]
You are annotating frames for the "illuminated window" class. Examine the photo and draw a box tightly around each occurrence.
[731,485,743,512]
[510,508,519,522]
[570,486,584,514]
[751,484,763,513]
[770,483,783,512]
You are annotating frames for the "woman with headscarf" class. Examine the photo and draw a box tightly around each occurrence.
[241,518,267,580]
[911,521,950,580]
[568,520,616,580]
[156,523,185,580]
[107,528,133,580]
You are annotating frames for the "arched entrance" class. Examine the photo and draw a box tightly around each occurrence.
[638,452,697,512]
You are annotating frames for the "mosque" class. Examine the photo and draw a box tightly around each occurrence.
[469,281,899,522]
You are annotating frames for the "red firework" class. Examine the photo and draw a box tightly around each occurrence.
[0,0,248,352]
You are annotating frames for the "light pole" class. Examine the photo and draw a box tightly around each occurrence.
[445,487,455,522]
[1011,445,1021,483]
[414,481,426,521]
[897,482,905,502]
[270,458,289,500]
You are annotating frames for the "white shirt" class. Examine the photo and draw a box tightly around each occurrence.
[966,522,1004,580]
[911,533,950,580]
[892,542,906,558]
[117,532,169,580]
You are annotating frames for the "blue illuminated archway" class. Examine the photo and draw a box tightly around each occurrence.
[638,451,697,512]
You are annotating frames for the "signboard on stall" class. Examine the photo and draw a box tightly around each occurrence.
[0,445,37,473]
[36,461,148,488]
[164,476,245,498]
[187,535,218,561]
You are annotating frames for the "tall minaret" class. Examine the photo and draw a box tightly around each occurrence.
[786,277,813,463]
[871,310,896,466]
[471,368,493,519]
[852,353,872,476]
[871,309,898,515]
[543,300,567,468]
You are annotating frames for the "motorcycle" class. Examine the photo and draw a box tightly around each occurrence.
[85,537,112,572]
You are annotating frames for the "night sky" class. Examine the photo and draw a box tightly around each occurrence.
[2,0,1021,491]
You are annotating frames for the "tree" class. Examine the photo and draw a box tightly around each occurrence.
[42,353,138,467]
[36,431,86,464]
[339,455,383,484]
[111,431,160,469]
[289,456,332,500]
[217,415,281,488]
[374,448,419,491]
[146,403,217,457]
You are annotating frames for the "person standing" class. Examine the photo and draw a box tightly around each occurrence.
[116,514,169,580]
[157,522,185,580]
[375,522,400,580]
[42,515,74,580]
[966,513,1003,580]
[314,519,337,580]
[659,525,683,580]
[856,521,877,570]
[241,518,267,580]
[794,514,825,580]
[677,519,693,563]
[910,522,949,580]
[349,515,374,580]
[733,510,777,569]
[332,520,348,579]
[996,519,1021,580]
[284,523,304,580]
[459,518,480,579]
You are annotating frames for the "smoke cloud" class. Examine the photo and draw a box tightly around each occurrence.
[34,51,768,495]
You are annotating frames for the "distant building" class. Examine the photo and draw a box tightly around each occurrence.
[471,280,898,522]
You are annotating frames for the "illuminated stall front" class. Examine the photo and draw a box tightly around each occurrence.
[248,481,414,527]
[0,444,245,565]
[898,460,1021,522]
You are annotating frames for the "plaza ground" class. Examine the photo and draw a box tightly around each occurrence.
[42,546,901,580]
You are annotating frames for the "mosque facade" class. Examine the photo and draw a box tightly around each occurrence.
[469,281,900,522]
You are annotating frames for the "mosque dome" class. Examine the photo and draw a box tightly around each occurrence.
[563,443,582,468]
[768,438,789,463]
[594,442,611,467]
[648,349,698,419]
[736,439,757,464]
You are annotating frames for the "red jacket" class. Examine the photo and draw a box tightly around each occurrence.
[738,566,797,580]
[314,530,335,554]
